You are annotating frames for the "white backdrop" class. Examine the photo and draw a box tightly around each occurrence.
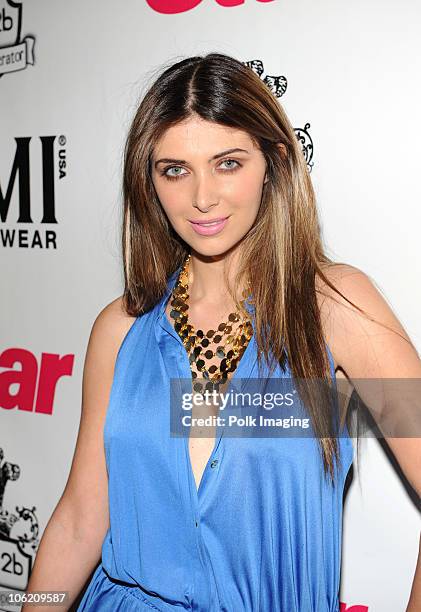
[1,1,420,610]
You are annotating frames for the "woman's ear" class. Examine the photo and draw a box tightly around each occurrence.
[264,143,287,184]
[277,143,287,159]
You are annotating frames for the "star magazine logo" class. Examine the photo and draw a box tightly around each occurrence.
[0,0,35,78]
[0,348,74,415]
[146,0,276,15]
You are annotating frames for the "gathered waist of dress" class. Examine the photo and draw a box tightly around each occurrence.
[100,565,192,611]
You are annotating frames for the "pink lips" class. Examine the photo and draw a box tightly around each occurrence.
[189,216,229,236]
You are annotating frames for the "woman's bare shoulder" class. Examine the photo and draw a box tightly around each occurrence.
[316,261,368,374]
[316,261,363,297]
[89,295,138,358]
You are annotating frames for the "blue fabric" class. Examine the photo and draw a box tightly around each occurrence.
[77,266,354,612]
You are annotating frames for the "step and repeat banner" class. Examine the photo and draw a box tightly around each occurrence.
[1,1,420,610]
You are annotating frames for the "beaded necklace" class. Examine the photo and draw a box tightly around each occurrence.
[169,254,253,395]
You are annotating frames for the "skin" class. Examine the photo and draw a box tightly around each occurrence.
[151,115,278,495]
[151,114,275,326]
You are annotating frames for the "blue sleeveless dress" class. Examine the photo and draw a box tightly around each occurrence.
[77,266,354,612]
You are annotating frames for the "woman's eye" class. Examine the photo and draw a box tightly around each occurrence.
[220,159,240,171]
[161,158,241,181]
[163,166,187,179]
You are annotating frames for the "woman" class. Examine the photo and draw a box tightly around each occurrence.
[23,53,421,612]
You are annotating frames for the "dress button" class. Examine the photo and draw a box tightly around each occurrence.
[195,520,199,527]
[210,459,219,468]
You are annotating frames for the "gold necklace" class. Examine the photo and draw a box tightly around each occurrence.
[169,254,253,395]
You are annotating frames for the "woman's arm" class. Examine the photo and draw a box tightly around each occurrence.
[321,265,421,610]
[21,297,137,612]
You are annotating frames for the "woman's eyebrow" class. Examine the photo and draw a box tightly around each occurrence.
[153,147,250,167]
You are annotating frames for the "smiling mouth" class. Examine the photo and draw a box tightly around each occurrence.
[189,217,229,226]
[194,220,223,227]
[188,216,230,236]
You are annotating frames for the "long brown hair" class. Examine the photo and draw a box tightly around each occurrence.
[120,52,406,486]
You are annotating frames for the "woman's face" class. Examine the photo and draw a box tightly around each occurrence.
[151,116,268,258]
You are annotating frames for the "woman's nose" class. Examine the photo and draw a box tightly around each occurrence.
[191,171,219,212]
